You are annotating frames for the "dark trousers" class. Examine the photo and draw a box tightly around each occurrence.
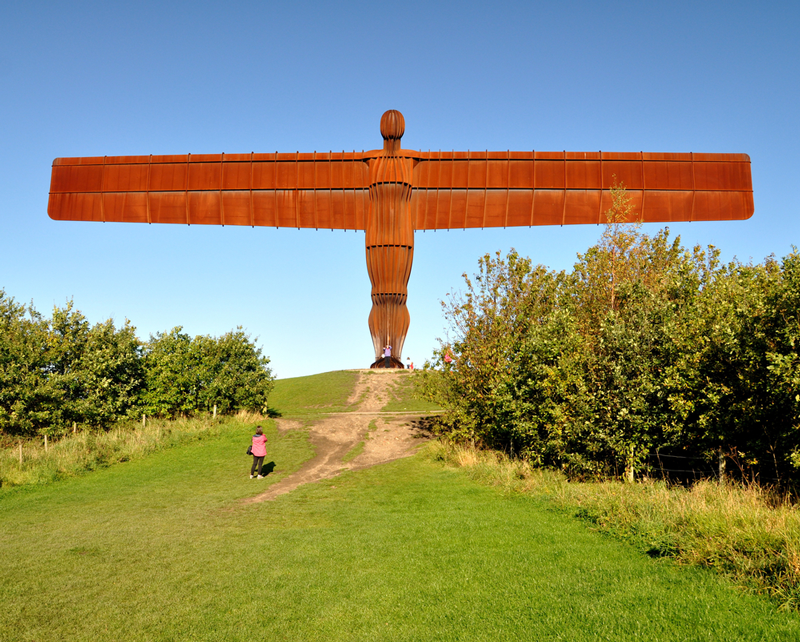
[251,455,265,476]
[384,356,391,367]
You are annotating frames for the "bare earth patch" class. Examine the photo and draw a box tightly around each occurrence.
[244,371,432,503]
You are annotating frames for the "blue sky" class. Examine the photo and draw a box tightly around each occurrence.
[1,0,798,379]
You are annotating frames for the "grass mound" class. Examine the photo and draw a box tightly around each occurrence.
[379,371,443,412]
[268,370,359,416]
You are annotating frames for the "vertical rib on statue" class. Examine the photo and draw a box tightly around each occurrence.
[366,110,414,368]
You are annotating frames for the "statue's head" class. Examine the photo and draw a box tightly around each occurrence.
[380,110,405,141]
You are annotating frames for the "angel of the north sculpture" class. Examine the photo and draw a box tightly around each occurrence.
[48,110,753,368]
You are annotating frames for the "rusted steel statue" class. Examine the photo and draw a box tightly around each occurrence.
[48,110,754,368]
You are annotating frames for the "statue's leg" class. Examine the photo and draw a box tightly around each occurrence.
[366,248,412,366]
[366,181,414,368]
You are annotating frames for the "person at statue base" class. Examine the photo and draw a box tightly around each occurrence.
[383,345,392,368]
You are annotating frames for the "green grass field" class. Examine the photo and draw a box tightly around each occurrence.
[2,371,800,640]
[2,425,799,639]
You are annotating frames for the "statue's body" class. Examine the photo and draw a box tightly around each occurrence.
[48,111,754,367]
[366,110,414,366]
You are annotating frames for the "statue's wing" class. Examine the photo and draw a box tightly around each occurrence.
[49,150,753,231]
[410,151,753,230]
[48,152,371,230]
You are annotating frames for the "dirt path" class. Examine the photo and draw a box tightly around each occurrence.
[243,371,433,503]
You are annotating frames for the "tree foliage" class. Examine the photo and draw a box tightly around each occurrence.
[420,186,800,485]
[142,327,273,418]
[0,292,273,437]
[0,295,144,436]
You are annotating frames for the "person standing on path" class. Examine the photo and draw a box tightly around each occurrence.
[250,426,268,479]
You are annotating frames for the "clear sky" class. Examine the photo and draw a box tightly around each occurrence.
[1,0,798,379]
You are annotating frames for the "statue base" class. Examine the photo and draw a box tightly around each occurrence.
[370,357,405,369]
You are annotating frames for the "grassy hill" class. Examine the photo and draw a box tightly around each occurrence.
[268,370,361,416]
[378,371,442,413]
[0,371,797,640]
[268,369,441,416]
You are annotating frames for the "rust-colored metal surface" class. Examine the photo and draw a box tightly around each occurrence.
[49,111,754,367]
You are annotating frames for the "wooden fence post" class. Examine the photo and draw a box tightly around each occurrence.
[142,414,146,429]
[44,434,48,452]
[19,442,23,466]
[213,404,217,419]
[625,444,635,483]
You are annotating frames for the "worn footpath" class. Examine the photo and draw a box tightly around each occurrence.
[244,371,432,503]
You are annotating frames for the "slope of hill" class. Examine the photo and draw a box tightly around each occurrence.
[2,371,798,640]
[253,369,437,501]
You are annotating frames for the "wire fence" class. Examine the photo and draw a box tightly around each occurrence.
[644,452,781,484]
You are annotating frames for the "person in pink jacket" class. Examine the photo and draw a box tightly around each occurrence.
[250,426,269,479]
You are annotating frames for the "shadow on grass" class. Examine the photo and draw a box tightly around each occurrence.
[409,415,442,438]
[250,461,276,477]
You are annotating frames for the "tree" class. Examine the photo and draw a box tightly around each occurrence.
[198,328,274,414]
[422,183,753,482]
[418,250,566,449]
[0,295,144,436]
[74,318,144,425]
[142,327,273,418]
[0,290,54,436]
